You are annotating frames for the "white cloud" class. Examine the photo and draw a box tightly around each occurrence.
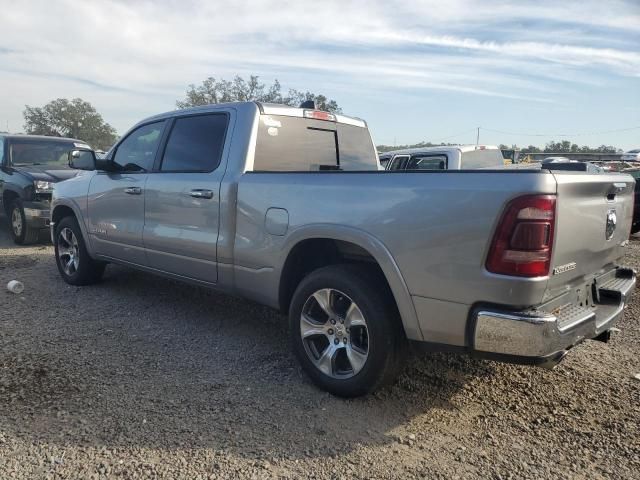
[0,0,638,134]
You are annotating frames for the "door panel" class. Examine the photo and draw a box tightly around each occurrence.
[87,173,148,265]
[142,112,229,283]
[85,120,166,265]
[143,173,221,282]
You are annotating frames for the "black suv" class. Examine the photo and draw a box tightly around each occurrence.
[0,134,90,244]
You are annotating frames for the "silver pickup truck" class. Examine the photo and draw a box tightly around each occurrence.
[51,102,636,397]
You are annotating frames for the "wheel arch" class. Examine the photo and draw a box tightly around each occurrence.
[278,225,423,341]
[2,188,21,216]
[51,199,95,256]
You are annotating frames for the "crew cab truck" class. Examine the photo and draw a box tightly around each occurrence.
[380,145,505,171]
[51,102,636,397]
[0,134,88,243]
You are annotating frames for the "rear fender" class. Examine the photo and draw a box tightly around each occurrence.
[280,224,424,341]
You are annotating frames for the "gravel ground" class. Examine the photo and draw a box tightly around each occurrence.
[1,216,639,479]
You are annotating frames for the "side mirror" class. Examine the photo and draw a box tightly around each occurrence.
[68,149,97,171]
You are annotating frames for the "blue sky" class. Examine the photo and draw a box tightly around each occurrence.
[0,0,639,149]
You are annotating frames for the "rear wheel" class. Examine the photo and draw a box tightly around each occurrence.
[9,199,39,245]
[54,216,106,285]
[289,264,406,397]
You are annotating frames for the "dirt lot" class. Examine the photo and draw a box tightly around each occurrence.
[1,216,639,479]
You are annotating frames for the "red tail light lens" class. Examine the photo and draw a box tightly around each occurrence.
[486,195,556,277]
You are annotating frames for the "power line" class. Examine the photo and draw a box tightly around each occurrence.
[480,125,640,137]
[430,127,478,143]
[393,124,639,148]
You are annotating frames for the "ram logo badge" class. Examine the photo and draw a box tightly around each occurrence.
[553,262,577,275]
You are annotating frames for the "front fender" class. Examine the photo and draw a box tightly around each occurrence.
[279,224,424,341]
[51,198,95,256]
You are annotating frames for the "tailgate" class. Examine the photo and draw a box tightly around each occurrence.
[548,171,635,293]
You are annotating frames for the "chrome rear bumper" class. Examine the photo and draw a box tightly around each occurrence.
[471,267,635,365]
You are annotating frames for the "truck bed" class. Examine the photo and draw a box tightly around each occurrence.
[232,168,634,348]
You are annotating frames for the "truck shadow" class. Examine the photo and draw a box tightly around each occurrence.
[0,256,496,462]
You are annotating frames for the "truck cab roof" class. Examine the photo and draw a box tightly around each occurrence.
[135,101,367,129]
[0,134,86,144]
[382,144,501,157]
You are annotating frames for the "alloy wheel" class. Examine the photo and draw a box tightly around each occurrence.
[11,207,23,237]
[300,288,370,379]
[57,227,80,275]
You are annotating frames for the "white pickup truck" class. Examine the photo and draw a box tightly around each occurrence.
[379,144,506,171]
[51,102,636,397]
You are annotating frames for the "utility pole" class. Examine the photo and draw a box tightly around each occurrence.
[476,127,480,146]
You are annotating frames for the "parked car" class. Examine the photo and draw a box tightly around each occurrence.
[621,149,640,162]
[540,157,606,174]
[0,134,89,243]
[591,160,640,234]
[381,145,505,171]
[542,156,572,163]
[51,102,636,397]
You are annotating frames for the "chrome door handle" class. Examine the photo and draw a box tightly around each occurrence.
[189,189,214,199]
[124,187,142,195]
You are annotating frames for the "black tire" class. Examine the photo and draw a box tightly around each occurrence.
[9,199,40,245]
[289,264,407,397]
[54,216,106,285]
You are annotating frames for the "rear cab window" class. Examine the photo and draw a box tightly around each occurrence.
[253,114,376,171]
[460,149,505,168]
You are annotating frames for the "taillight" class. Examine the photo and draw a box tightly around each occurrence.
[303,110,336,122]
[486,195,556,277]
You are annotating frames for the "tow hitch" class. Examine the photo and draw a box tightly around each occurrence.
[593,329,613,343]
[538,350,569,370]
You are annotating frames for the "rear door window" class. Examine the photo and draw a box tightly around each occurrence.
[160,114,228,172]
[388,155,410,171]
[407,154,447,170]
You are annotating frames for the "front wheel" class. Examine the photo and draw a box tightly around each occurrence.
[289,264,407,397]
[54,216,106,285]
[9,200,40,245]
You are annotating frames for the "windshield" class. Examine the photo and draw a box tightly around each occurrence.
[10,141,78,167]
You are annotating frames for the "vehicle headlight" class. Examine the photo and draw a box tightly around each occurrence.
[34,180,54,193]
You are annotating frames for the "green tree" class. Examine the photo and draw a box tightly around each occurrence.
[596,144,618,153]
[176,75,341,113]
[23,98,117,150]
[545,140,573,153]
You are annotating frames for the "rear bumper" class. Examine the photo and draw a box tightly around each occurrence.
[471,266,635,365]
